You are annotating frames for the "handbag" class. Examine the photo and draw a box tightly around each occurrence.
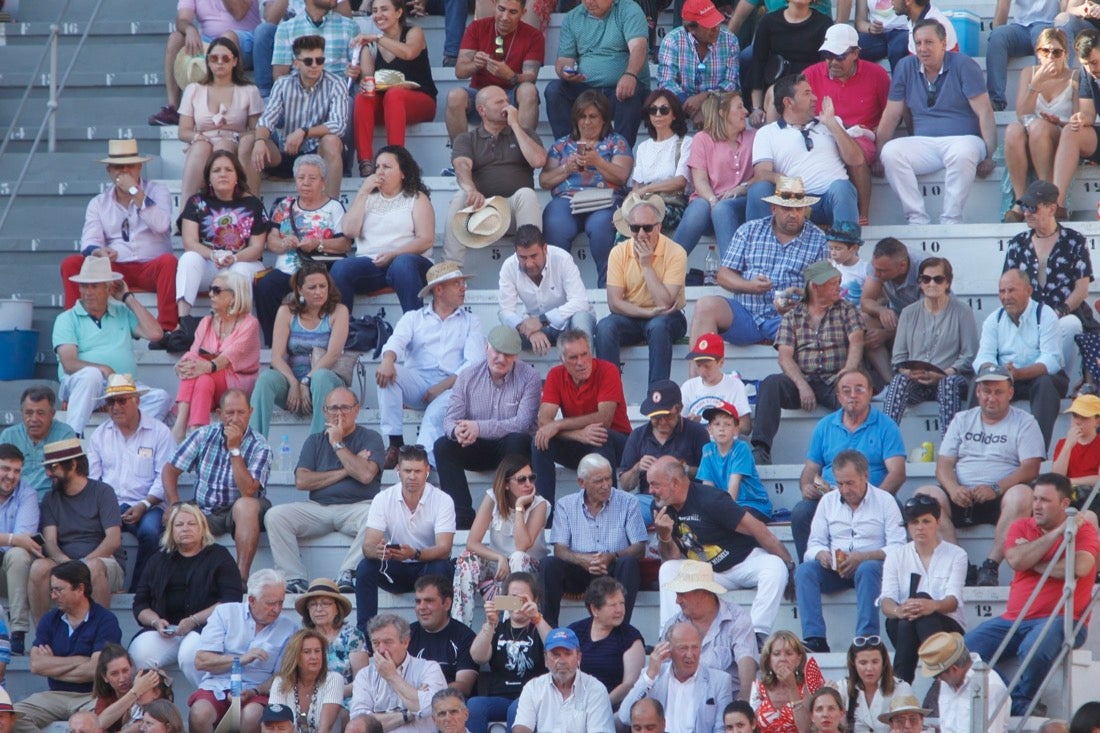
[287,199,348,264]
[569,188,616,214]
[311,347,360,387]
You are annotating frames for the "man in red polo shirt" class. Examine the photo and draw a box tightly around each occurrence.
[532,329,631,507]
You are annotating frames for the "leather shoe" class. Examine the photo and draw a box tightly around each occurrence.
[383,444,401,470]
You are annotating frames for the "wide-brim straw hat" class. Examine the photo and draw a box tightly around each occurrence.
[173,42,210,92]
[453,196,512,248]
[42,437,85,466]
[68,256,124,284]
[661,559,727,595]
[877,695,932,724]
[762,176,820,207]
[918,631,968,677]
[98,138,154,165]
[613,191,667,238]
[294,578,352,618]
[95,373,149,404]
[417,262,475,298]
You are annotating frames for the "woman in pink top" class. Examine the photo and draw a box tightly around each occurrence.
[172,270,261,441]
[672,92,757,255]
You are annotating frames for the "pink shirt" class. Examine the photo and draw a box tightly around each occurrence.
[179,83,265,144]
[177,0,261,38]
[181,314,262,393]
[685,128,755,201]
[80,180,173,262]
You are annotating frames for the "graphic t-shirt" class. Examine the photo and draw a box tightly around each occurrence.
[668,483,758,572]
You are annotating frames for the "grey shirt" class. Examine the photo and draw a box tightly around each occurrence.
[296,426,385,505]
[891,295,979,374]
[882,248,926,314]
[40,477,124,564]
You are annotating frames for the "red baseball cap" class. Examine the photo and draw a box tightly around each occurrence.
[687,333,724,361]
[702,400,740,423]
[682,0,725,28]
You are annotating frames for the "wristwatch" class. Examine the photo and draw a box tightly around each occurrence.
[538,314,550,328]
[414,549,422,561]
[333,441,346,451]
[229,448,242,458]
[300,376,312,387]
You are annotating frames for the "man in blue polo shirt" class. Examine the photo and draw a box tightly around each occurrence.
[13,561,122,733]
[792,368,906,562]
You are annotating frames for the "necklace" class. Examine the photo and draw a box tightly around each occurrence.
[293,681,317,733]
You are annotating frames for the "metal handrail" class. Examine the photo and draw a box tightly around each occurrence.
[0,0,108,234]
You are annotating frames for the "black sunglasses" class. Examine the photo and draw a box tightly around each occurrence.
[121,217,130,243]
[776,190,806,200]
[208,285,227,295]
[629,223,657,233]
[511,473,537,484]
[647,105,672,116]
[297,56,326,66]
[918,275,947,284]
[904,494,939,510]
[926,78,941,108]
[821,48,854,61]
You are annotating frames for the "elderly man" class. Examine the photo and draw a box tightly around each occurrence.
[795,450,905,652]
[67,712,103,733]
[1052,31,1100,216]
[804,25,891,225]
[965,473,1098,715]
[650,456,794,644]
[190,569,298,733]
[656,0,741,125]
[689,177,828,348]
[86,375,176,593]
[239,35,346,198]
[431,688,471,733]
[0,445,41,655]
[595,199,688,387]
[628,699,666,733]
[620,380,710,493]
[792,368,906,561]
[619,622,733,732]
[860,237,926,356]
[498,225,597,354]
[14,561,122,733]
[986,0,1058,111]
[532,329,632,506]
[376,262,485,471]
[875,20,997,225]
[918,632,1009,733]
[746,76,864,226]
[541,453,647,626]
[163,389,272,581]
[975,268,1068,449]
[446,0,543,141]
[750,260,864,466]
[915,365,1043,587]
[149,0,260,126]
[60,140,177,332]
[444,86,546,266]
[513,627,615,733]
[52,257,168,437]
[435,326,542,529]
[409,576,478,696]
[264,386,384,594]
[0,386,75,498]
[348,613,447,733]
[355,444,456,632]
[877,696,932,733]
[28,440,124,623]
[545,0,650,147]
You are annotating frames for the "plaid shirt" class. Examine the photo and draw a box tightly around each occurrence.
[258,70,349,151]
[775,299,864,378]
[656,26,740,98]
[550,488,647,553]
[271,12,359,77]
[170,424,271,511]
[721,216,828,327]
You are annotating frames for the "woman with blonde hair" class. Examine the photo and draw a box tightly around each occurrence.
[751,631,826,733]
[269,629,344,733]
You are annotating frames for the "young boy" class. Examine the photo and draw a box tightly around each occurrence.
[825,221,868,306]
[696,401,772,522]
[680,333,752,436]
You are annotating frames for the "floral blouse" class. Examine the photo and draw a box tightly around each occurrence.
[328,622,368,685]
[547,133,633,198]
[181,193,267,252]
[1003,226,1094,316]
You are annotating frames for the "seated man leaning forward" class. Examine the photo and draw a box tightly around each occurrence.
[688,176,828,348]
[13,561,122,733]
[914,364,1044,587]
[163,389,273,581]
[189,569,298,733]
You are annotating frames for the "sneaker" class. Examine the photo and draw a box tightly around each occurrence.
[751,444,772,465]
[976,559,999,587]
[802,636,830,654]
[286,578,309,594]
[442,55,458,67]
[440,166,455,177]
[336,571,355,593]
[965,563,978,586]
[384,444,401,470]
[148,105,179,126]
[10,631,24,656]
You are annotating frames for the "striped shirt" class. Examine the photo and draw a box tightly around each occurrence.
[550,488,647,553]
[170,424,271,511]
[657,26,740,99]
[442,358,543,439]
[258,70,349,152]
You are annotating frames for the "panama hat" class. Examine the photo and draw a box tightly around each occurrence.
[453,196,512,248]
[661,559,727,595]
[613,191,667,238]
[98,138,153,165]
[95,374,149,404]
[762,177,820,208]
[42,438,85,466]
[173,42,210,92]
[68,256,124,284]
[876,695,931,724]
[918,631,968,677]
[417,262,475,299]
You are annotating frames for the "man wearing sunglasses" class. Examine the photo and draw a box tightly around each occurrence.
[875,19,996,225]
[269,0,359,85]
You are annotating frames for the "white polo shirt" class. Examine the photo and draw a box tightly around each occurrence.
[514,669,616,733]
[365,482,456,554]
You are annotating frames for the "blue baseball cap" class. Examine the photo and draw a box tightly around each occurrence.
[545,627,581,651]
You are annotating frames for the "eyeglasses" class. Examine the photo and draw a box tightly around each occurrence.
[207,53,234,63]
[297,56,326,66]
[1037,47,1065,58]
[852,635,882,648]
[105,396,134,406]
[323,404,357,413]
[512,473,537,484]
[208,285,226,295]
[647,104,672,116]
[628,223,657,233]
[918,274,947,284]
[904,494,939,510]
[821,48,854,61]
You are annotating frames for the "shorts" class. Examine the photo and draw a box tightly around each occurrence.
[187,689,269,725]
[1087,127,1100,165]
[720,298,780,345]
[947,492,1001,527]
[854,135,876,164]
[98,557,126,592]
[204,497,272,536]
[463,85,521,122]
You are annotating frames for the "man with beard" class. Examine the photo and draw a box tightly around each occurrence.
[513,628,615,733]
[0,444,42,655]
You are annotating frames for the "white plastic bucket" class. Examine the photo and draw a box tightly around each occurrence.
[0,300,32,331]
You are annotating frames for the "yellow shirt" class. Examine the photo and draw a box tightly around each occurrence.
[606,233,688,310]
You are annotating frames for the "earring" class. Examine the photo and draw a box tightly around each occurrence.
[299,294,306,304]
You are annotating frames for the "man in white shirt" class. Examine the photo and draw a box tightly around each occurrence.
[618,623,733,732]
[498,225,597,355]
[354,445,456,634]
[918,632,1009,733]
[513,627,615,733]
[794,449,905,653]
[348,613,447,733]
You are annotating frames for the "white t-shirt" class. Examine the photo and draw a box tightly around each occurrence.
[940,406,1045,487]
[680,373,753,421]
[752,118,850,195]
[631,135,693,187]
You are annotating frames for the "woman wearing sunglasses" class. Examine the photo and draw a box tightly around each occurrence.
[879,494,967,683]
[178,37,264,204]
[626,91,693,236]
[1003,28,1077,222]
[452,454,549,625]
[835,636,911,733]
[881,256,977,435]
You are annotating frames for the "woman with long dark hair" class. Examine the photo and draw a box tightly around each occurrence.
[836,637,911,733]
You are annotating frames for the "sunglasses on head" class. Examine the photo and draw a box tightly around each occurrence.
[297,56,326,66]
[647,104,672,116]
[207,53,234,63]
[918,274,947,284]
[852,635,882,648]
[1037,46,1065,58]
[904,494,939,510]
[629,223,657,233]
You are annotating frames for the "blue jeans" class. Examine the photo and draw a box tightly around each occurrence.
[252,22,278,97]
[542,196,617,288]
[423,0,466,58]
[746,179,859,227]
[355,557,454,633]
[594,311,687,386]
[987,22,1050,108]
[543,80,648,148]
[857,29,910,70]
[329,253,433,314]
[966,616,1088,715]
[794,557,883,639]
[672,197,747,256]
[791,498,819,564]
[467,696,520,733]
[120,503,165,593]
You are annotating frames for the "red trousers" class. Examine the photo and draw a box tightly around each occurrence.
[353,87,436,161]
[61,253,179,330]
[175,370,229,427]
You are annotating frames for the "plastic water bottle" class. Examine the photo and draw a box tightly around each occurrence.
[230,656,242,697]
[846,278,862,306]
[277,435,292,473]
[703,246,719,286]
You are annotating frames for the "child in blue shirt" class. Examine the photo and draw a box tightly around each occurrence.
[695,401,772,522]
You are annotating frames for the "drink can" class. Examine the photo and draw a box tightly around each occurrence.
[362,76,376,96]
[834,549,847,568]
[921,441,934,462]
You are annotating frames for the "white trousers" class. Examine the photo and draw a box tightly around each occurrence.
[127,629,203,688]
[59,366,170,435]
[1059,313,1083,383]
[175,250,265,307]
[264,499,373,581]
[377,364,450,466]
[881,134,986,224]
[442,187,543,266]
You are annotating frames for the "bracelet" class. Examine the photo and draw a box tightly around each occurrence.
[6,534,11,547]
[121,291,134,303]
[191,614,200,626]
[209,360,218,373]
[139,499,152,510]
[623,71,638,80]
[532,613,543,625]
[300,127,309,138]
